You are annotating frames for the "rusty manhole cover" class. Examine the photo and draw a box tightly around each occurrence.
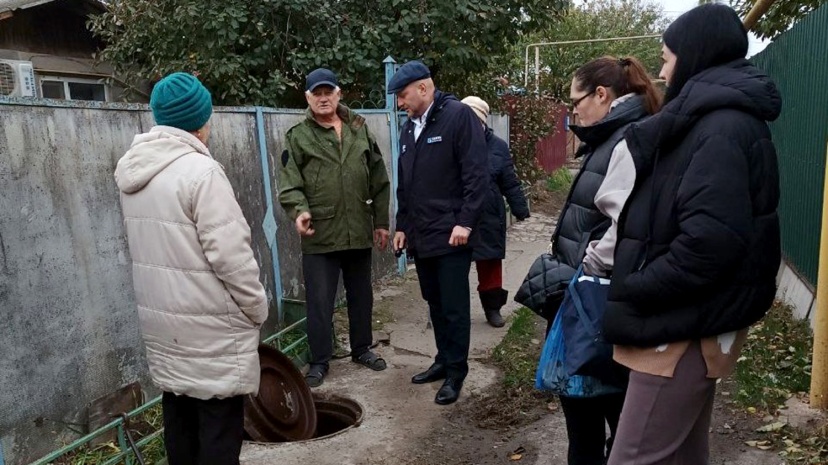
[244,344,317,442]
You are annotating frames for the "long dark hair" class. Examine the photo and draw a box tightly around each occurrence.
[662,4,748,102]
[573,56,662,115]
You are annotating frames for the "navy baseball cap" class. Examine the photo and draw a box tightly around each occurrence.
[387,61,431,94]
[306,68,338,91]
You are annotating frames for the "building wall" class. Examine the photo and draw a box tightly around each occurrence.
[0,0,103,58]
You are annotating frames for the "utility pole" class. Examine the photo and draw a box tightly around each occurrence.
[811,144,828,409]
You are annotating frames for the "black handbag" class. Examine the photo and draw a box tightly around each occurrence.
[514,246,577,321]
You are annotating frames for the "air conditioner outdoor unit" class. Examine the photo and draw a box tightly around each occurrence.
[0,59,36,98]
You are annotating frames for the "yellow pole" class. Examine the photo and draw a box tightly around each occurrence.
[810,142,828,409]
[743,0,777,31]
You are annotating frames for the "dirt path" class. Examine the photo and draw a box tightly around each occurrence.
[240,211,780,465]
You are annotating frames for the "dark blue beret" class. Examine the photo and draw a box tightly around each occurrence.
[387,61,431,94]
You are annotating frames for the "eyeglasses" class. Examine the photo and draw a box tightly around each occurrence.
[570,90,595,111]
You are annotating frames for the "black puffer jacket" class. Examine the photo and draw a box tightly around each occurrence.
[472,128,530,261]
[604,60,782,347]
[554,95,649,269]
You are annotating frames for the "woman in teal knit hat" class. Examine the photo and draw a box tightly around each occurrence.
[150,72,214,141]
[115,72,269,465]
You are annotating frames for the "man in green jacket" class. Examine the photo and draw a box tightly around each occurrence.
[279,68,391,387]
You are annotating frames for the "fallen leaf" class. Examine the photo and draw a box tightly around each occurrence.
[756,422,787,433]
[510,454,523,461]
[747,407,757,414]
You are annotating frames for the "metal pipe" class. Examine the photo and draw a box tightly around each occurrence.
[810,142,828,409]
[523,34,662,88]
[32,311,312,464]
[262,317,308,345]
[535,47,540,93]
[281,334,309,354]
[743,0,778,31]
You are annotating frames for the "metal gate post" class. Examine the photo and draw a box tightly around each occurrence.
[256,107,285,323]
[384,56,407,275]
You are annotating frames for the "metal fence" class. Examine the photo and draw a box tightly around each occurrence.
[750,4,828,287]
[30,300,309,465]
[535,105,569,173]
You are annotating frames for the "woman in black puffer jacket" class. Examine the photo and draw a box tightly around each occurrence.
[461,97,530,328]
[604,5,782,464]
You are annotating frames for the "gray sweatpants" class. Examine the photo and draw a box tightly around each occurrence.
[607,342,716,465]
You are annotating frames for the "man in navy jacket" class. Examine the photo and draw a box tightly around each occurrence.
[390,61,488,405]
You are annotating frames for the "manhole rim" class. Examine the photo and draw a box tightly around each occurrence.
[244,393,365,445]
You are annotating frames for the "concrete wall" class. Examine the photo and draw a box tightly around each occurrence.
[0,100,508,463]
[0,102,406,464]
[776,262,817,328]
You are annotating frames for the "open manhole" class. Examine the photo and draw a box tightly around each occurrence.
[246,393,364,443]
[244,345,364,443]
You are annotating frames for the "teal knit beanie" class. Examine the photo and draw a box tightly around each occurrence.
[150,72,213,132]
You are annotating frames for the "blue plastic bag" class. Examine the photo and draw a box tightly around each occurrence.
[561,267,613,378]
[535,274,623,398]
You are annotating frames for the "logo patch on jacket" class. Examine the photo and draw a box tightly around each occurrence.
[426,136,442,144]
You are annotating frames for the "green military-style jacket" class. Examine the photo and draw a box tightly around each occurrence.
[278,104,391,254]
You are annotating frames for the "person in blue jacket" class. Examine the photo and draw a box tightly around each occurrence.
[390,61,488,405]
[461,96,530,328]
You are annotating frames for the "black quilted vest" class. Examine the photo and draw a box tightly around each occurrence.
[552,95,648,269]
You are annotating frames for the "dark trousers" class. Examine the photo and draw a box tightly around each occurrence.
[162,392,244,465]
[303,248,373,367]
[414,249,473,380]
[559,393,626,465]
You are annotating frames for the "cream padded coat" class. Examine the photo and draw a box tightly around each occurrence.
[115,126,268,400]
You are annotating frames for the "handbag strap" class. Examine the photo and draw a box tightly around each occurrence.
[567,265,600,337]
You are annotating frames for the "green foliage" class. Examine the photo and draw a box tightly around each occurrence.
[546,167,573,192]
[500,95,559,185]
[733,303,813,412]
[520,0,669,101]
[719,0,828,40]
[88,0,568,106]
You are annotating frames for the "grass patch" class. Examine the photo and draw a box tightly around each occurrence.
[733,302,813,412]
[730,302,828,464]
[491,307,541,389]
[469,307,552,430]
[54,404,166,465]
[545,168,573,193]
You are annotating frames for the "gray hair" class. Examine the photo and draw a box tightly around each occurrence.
[306,86,341,97]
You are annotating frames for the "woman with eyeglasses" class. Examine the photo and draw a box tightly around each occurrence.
[604,5,781,464]
[546,56,661,465]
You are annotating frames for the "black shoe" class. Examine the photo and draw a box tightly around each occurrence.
[411,363,447,384]
[435,378,463,405]
[305,363,328,388]
[484,309,505,328]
